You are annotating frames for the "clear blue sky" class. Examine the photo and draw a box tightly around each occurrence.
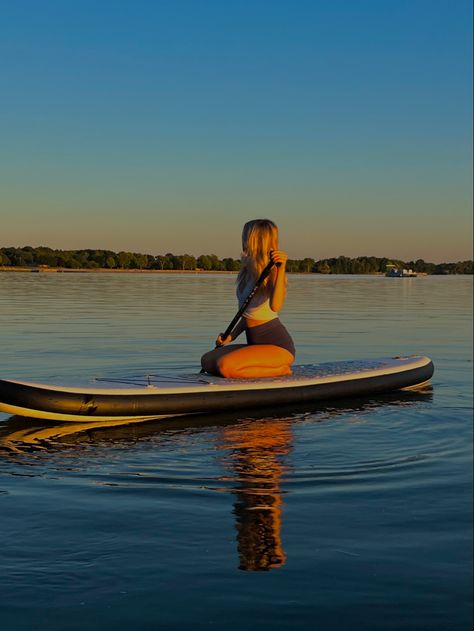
[1,0,472,262]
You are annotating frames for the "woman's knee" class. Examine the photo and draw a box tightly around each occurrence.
[216,353,235,378]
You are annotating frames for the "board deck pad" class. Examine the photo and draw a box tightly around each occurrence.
[91,358,417,388]
[0,356,434,422]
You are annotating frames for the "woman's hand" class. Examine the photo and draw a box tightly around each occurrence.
[216,333,233,347]
[269,250,288,312]
[270,249,288,268]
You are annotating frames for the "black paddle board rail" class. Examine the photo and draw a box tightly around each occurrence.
[0,358,434,419]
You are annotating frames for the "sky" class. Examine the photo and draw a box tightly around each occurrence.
[0,0,472,263]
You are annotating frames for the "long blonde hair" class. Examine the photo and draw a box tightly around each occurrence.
[237,219,279,292]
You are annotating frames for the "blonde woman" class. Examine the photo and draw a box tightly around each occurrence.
[201,219,295,378]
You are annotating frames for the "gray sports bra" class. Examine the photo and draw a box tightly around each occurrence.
[236,279,278,321]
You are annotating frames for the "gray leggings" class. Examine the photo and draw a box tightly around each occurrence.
[245,318,295,357]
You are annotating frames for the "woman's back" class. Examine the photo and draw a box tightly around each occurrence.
[236,280,279,322]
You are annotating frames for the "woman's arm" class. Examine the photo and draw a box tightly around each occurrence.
[230,317,247,340]
[216,317,246,346]
[269,250,288,312]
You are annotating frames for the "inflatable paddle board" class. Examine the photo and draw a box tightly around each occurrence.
[0,356,433,423]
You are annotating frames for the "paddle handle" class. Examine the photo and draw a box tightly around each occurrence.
[217,260,275,347]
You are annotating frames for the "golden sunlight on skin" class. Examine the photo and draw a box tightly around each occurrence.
[217,344,294,378]
[201,342,294,378]
[200,222,295,378]
[217,418,293,571]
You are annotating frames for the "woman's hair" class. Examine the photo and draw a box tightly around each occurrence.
[237,219,279,291]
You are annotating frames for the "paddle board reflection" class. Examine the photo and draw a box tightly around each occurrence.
[0,389,432,572]
[0,411,293,571]
[217,418,292,571]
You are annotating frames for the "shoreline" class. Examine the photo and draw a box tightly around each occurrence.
[0,266,237,274]
[0,267,433,276]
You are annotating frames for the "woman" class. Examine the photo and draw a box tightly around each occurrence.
[201,219,295,378]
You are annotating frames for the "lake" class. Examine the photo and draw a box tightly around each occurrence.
[0,272,472,630]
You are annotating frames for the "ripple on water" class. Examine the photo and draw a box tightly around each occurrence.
[0,274,472,630]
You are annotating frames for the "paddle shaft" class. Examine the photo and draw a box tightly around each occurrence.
[217,260,275,347]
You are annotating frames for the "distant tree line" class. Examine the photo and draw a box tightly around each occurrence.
[305,256,473,275]
[0,247,472,274]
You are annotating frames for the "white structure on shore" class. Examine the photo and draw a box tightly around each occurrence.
[385,264,417,277]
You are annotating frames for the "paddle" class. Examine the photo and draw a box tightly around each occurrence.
[215,259,275,348]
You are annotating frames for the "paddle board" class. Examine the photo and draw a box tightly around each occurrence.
[0,356,434,423]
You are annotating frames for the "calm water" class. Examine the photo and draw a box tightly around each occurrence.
[0,273,472,631]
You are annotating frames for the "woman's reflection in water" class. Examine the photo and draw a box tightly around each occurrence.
[1,391,433,571]
[218,418,293,572]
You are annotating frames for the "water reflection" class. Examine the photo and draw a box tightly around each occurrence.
[218,419,292,571]
[0,390,432,572]
[0,389,431,452]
